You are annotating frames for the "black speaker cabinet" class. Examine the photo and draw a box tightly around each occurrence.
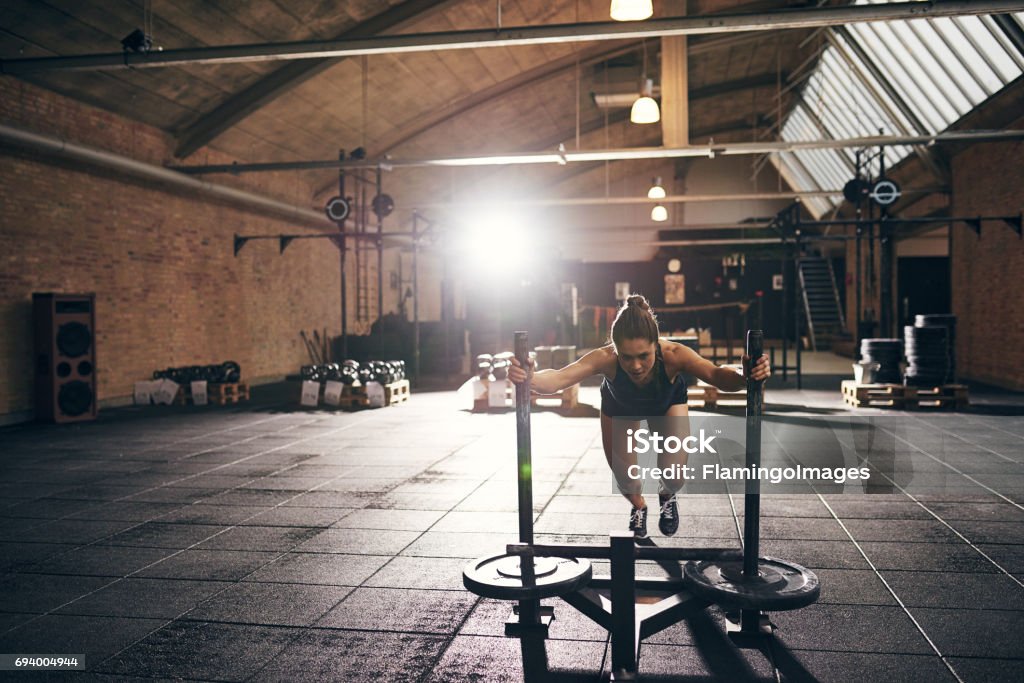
[33,293,98,423]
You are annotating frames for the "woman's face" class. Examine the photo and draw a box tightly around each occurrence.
[616,338,657,384]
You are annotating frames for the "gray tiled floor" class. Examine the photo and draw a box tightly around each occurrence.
[0,380,1021,681]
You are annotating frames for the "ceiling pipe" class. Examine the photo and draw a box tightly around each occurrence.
[169,129,1024,173]
[0,123,334,229]
[644,238,783,246]
[2,1,1020,73]
[420,187,946,209]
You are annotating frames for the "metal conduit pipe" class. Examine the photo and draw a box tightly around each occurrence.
[170,130,1024,173]
[419,187,947,210]
[1,1,1020,73]
[0,123,334,230]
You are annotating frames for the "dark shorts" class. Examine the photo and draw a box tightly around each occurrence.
[600,378,689,418]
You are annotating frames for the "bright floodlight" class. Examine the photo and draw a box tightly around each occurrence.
[457,211,529,276]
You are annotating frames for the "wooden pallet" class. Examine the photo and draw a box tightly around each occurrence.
[174,381,249,406]
[471,379,578,412]
[910,384,969,410]
[208,382,250,405]
[531,383,579,410]
[842,381,968,410]
[686,386,718,409]
[842,381,915,408]
[694,366,756,410]
[338,379,410,410]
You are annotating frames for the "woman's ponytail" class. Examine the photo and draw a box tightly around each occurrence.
[611,294,659,346]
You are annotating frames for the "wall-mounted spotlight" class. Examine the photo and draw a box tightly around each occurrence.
[121,28,152,53]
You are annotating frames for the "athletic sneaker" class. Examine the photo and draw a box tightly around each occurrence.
[658,494,679,536]
[629,505,648,539]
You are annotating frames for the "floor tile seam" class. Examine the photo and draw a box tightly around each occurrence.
[765,426,965,681]
[870,422,1024,511]
[532,429,626,534]
[175,617,470,640]
[0,424,316,539]
[86,614,304,681]
[71,505,362,675]
[0,452,376,644]
[3,414,386,572]
[42,412,304,481]
[815,496,968,683]
[768,423,1024,582]
[49,413,298,472]
[926,412,1024,446]
[401,428,605,683]
[849,468,1024,588]
[352,430,524,596]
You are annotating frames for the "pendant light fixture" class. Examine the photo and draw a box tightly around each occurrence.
[610,0,653,21]
[630,41,659,125]
[651,204,668,222]
[647,177,666,199]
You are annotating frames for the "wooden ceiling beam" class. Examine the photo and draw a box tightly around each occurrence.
[173,0,458,159]
[310,42,640,199]
[368,41,641,157]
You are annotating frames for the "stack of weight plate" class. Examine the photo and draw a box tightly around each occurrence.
[860,339,903,384]
[904,325,949,386]
[915,314,956,382]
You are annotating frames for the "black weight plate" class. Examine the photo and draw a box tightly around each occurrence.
[463,553,591,600]
[907,367,949,377]
[58,380,93,417]
[904,343,947,352]
[905,377,948,387]
[916,315,956,328]
[56,322,92,358]
[906,332,948,339]
[684,557,819,611]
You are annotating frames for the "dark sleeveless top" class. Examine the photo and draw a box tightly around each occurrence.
[600,341,689,417]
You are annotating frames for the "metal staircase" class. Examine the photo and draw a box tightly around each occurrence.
[798,257,846,351]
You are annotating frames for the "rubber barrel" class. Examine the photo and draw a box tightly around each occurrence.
[743,330,764,581]
[514,332,533,545]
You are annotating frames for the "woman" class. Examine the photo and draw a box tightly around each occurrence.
[509,294,770,538]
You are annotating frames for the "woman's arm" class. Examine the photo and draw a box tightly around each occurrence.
[509,346,615,394]
[663,340,770,392]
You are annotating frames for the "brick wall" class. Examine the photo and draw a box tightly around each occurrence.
[0,78,367,419]
[950,128,1024,391]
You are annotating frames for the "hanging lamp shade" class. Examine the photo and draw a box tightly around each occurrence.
[630,79,660,124]
[610,0,653,21]
[651,204,668,222]
[647,177,666,199]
